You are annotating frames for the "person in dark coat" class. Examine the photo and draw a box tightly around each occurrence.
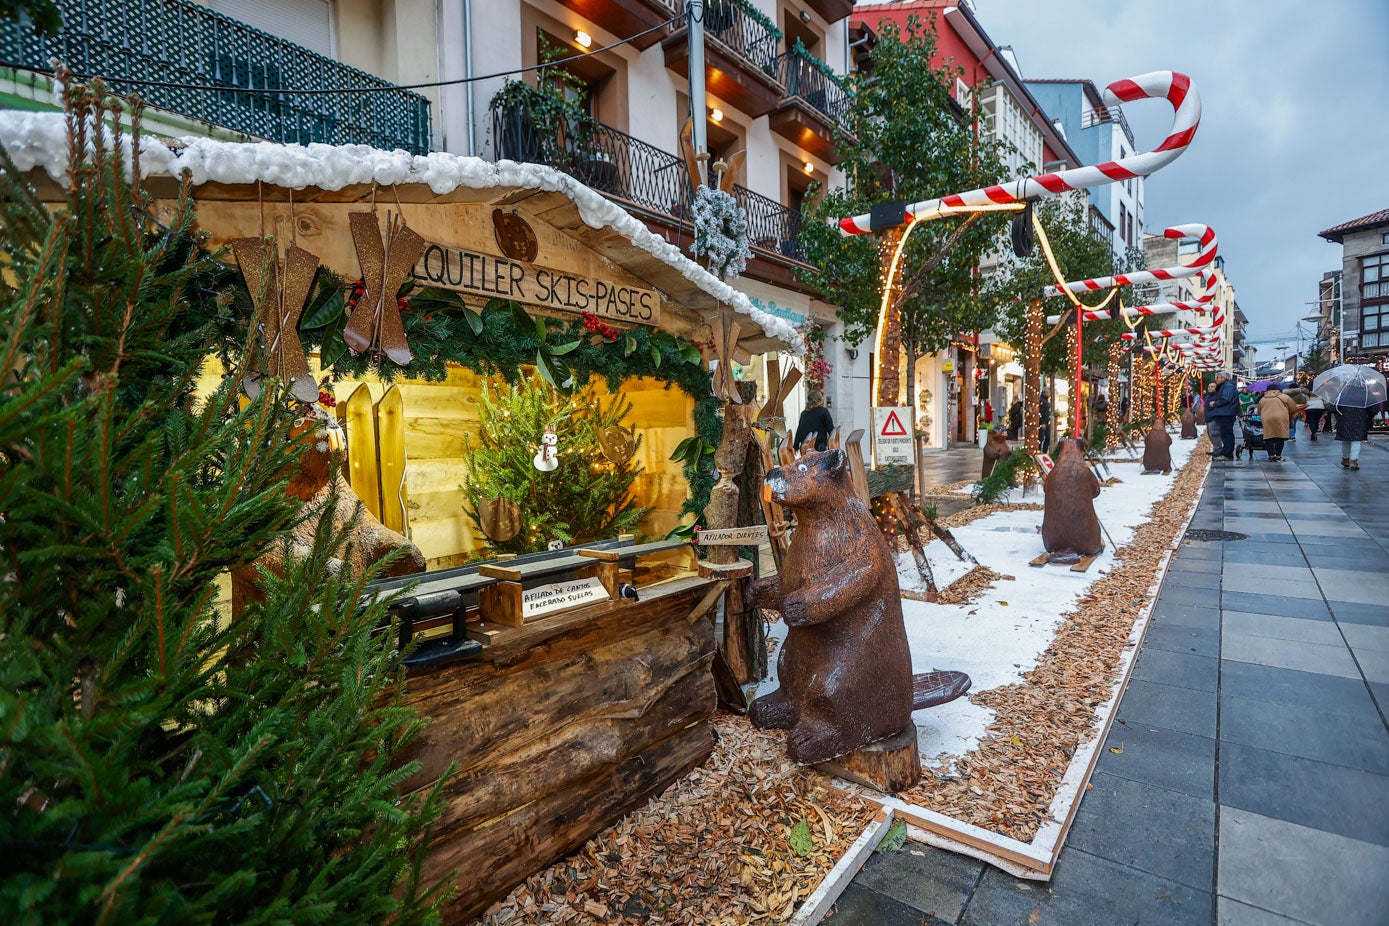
[794,390,834,453]
[1205,372,1239,461]
[1334,399,1369,470]
[1039,391,1053,454]
[1006,399,1023,440]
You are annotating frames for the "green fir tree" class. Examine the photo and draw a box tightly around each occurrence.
[462,373,648,554]
[0,84,445,923]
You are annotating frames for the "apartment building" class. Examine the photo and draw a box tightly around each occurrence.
[1318,208,1389,369]
[1026,79,1145,255]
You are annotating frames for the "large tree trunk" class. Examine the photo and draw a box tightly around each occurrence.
[1024,300,1043,455]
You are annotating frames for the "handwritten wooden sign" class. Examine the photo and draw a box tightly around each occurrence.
[695,525,770,546]
[521,576,610,619]
[414,241,661,327]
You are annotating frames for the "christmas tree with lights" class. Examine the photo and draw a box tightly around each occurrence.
[462,373,648,554]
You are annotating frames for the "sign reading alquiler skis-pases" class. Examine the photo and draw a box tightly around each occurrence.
[873,406,914,465]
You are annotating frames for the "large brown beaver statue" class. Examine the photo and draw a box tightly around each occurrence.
[1041,438,1103,563]
[1180,410,1198,439]
[1142,419,1174,474]
[981,429,1010,480]
[746,449,914,764]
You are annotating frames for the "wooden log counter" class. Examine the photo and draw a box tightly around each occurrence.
[385,545,717,922]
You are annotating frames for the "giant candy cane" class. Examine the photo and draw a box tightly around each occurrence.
[1047,268,1218,324]
[838,71,1201,235]
[1042,223,1217,297]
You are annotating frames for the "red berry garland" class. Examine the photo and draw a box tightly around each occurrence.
[347,278,410,313]
[580,311,620,340]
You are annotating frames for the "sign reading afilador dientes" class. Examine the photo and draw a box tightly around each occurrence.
[695,525,769,546]
[414,242,661,327]
[520,576,610,619]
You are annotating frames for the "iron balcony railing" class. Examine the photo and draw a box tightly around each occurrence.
[776,45,851,130]
[492,103,807,264]
[700,0,782,77]
[0,0,431,153]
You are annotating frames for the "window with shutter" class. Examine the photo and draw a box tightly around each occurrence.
[210,0,334,58]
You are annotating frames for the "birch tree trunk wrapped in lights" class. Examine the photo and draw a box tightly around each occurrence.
[1024,300,1044,455]
[1106,342,1124,450]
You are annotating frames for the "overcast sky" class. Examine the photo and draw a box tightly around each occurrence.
[864,0,1389,359]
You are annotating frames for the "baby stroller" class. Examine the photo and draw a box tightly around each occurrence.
[1235,413,1265,461]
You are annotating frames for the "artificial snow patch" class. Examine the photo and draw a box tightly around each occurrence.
[0,112,803,353]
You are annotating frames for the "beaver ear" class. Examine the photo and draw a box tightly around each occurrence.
[818,448,847,473]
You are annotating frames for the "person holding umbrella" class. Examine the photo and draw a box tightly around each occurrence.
[1313,364,1389,471]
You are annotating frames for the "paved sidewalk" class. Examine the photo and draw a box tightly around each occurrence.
[825,434,1389,926]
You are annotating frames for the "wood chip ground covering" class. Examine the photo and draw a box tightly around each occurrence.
[473,717,878,925]
[894,438,1210,842]
[937,566,1015,606]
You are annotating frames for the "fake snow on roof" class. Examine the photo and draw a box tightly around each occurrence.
[0,111,803,353]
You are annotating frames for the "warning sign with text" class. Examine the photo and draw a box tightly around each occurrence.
[873,406,914,465]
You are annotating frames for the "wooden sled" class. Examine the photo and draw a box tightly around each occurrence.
[1029,552,1100,573]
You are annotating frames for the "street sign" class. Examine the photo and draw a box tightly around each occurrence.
[942,360,955,373]
[873,406,914,465]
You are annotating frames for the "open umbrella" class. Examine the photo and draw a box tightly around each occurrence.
[1246,380,1274,393]
[1312,364,1388,408]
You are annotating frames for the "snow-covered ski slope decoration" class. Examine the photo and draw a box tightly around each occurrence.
[0,111,802,352]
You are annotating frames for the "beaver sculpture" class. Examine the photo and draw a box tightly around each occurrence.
[1180,409,1198,439]
[981,429,1011,480]
[746,449,914,764]
[1143,419,1174,474]
[1041,438,1103,563]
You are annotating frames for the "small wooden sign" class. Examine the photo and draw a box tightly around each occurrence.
[521,576,609,619]
[414,240,660,327]
[695,525,769,546]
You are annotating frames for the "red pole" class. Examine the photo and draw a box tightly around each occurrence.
[1073,311,1083,438]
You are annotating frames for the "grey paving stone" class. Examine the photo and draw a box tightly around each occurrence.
[1222,574,1324,600]
[1100,722,1214,799]
[1172,556,1224,575]
[1151,603,1221,631]
[1219,660,1379,717]
[1116,678,1217,738]
[1218,806,1389,926]
[1222,611,1345,646]
[1219,592,1331,621]
[1063,771,1214,890]
[1164,569,1222,590]
[1132,647,1219,691]
[1293,522,1373,538]
[1329,600,1389,627]
[823,882,946,925]
[960,849,1212,926]
[1341,622,1389,653]
[1217,896,1314,925]
[1142,621,1220,658]
[1311,567,1389,606]
[1220,561,1314,582]
[1222,631,1360,679]
[1158,583,1220,609]
[1218,742,1389,847]
[1177,542,1223,561]
[1221,543,1306,565]
[1351,647,1389,684]
[1219,693,1389,773]
[853,842,982,922]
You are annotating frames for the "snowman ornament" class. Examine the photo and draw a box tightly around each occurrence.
[533,425,559,472]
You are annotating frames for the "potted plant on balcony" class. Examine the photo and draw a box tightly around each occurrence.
[490,35,594,170]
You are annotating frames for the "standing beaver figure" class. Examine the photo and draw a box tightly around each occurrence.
[746,449,912,764]
[1180,410,1198,439]
[1143,419,1174,474]
[1042,438,1103,563]
[981,429,1011,479]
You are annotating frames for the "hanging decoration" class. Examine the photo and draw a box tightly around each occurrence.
[231,237,321,403]
[691,185,751,282]
[346,209,424,365]
[600,425,637,465]
[532,425,560,472]
[477,497,524,543]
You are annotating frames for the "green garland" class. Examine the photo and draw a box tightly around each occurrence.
[236,272,722,524]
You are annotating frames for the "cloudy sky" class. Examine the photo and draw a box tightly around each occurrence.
[865,0,1389,360]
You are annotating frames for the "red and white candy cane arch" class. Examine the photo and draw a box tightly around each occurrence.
[1042,223,1217,298]
[837,71,1201,235]
[1046,266,1219,325]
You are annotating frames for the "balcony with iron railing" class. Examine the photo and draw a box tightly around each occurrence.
[662,0,785,118]
[1080,104,1136,148]
[770,42,852,163]
[491,101,807,266]
[0,0,431,153]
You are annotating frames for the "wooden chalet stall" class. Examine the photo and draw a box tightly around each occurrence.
[5,118,800,922]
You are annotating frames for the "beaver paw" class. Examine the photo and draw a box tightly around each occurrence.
[787,717,845,765]
[749,688,796,730]
[780,591,809,626]
[746,576,781,611]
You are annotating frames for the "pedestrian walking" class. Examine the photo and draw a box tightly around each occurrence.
[1303,393,1326,441]
[1333,400,1369,470]
[1206,372,1239,461]
[1006,399,1022,441]
[1039,391,1052,454]
[1256,386,1299,462]
[794,390,834,453]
